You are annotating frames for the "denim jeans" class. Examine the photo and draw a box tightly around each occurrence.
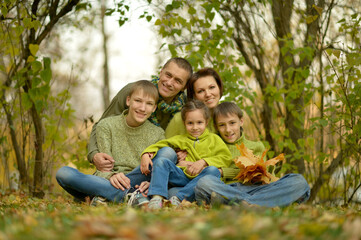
[56,147,177,203]
[148,148,221,201]
[194,173,310,207]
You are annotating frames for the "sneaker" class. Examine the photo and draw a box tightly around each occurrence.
[169,196,181,207]
[127,189,149,207]
[90,196,108,206]
[148,196,163,210]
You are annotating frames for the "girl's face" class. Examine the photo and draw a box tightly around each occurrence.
[193,76,221,110]
[184,109,208,138]
[215,113,244,144]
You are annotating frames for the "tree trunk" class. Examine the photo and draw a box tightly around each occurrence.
[1,96,28,187]
[101,0,110,110]
[30,104,45,198]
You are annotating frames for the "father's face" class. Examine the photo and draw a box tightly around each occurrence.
[158,62,189,103]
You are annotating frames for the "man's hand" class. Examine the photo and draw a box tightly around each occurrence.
[109,173,130,190]
[176,150,187,162]
[135,181,150,195]
[93,153,115,172]
[185,159,207,176]
[141,153,154,175]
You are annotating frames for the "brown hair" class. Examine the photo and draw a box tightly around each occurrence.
[181,99,210,122]
[213,102,244,131]
[187,68,224,100]
[163,57,193,82]
[128,80,159,102]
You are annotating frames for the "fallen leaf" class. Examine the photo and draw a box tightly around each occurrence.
[234,143,284,184]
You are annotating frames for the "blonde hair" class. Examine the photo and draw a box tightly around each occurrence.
[129,80,158,102]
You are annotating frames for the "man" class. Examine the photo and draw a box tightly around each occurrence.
[87,57,193,172]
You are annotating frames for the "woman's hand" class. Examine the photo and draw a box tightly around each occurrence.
[109,173,130,190]
[135,181,150,195]
[185,159,207,176]
[141,153,154,175]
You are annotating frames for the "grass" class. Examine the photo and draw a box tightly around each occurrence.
[0,192,360,240]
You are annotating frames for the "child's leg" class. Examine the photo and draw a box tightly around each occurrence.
[175,166,221,202]
[56,166,128,203]
[147,154,189,199]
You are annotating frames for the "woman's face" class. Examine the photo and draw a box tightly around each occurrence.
[215,113,243,144]
[193,76,221,110]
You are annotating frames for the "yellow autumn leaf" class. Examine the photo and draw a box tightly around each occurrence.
[234,143,283,184]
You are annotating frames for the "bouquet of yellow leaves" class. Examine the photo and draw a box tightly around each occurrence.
[234,143,284,185]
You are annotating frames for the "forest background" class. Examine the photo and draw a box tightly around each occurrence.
[1,0,360,208]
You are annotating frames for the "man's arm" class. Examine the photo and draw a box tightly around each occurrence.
[87,83,133,164]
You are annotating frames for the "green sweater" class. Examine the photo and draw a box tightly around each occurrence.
[94,110,165,179]
[221,133,266,184]
[87,81,183,162]
[165,112,216,138]
[143,128,232,179]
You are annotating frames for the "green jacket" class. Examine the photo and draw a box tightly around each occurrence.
[165,112,216,138]
[143,129,232,179]
[95,111,165,179]
[221,133,265,184]
[87,81,182,162]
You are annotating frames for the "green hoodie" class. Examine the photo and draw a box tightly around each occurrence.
[143,128,232,179]
[221,133,266,184]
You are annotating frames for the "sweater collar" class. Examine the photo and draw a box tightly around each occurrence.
[186,128,210,141]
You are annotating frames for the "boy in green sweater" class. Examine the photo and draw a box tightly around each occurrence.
[140,99,232,209]
[56,80,165,204]
[195,102,310,207]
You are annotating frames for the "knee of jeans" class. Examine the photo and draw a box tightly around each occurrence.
[56,166,74,182]
[196,175,214,189]
[152,156,173,168]
[156,147,177,163]
[203,166,221,177]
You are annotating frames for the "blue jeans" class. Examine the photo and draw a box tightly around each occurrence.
[194,173,310,207]
[148,148,221,201]
[56,147,177,203]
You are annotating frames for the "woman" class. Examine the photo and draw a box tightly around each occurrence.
[165,68,223,138]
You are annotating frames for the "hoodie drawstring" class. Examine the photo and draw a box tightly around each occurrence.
[193,137,199,148]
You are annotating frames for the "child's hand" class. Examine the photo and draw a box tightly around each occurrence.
[176,150,188,162]
[177,161,193,167]
[141,153,153,175]
[109,173,130,190]
[186,159,207,176]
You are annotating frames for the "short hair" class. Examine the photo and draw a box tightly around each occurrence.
[163,57,193,81]
[181,99,210,122]
[187,68,224,100]
[213,102,244,132]
[128,80,159,102]
[213,102,243,122]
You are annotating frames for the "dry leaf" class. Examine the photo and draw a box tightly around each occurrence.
[234,143,284,184]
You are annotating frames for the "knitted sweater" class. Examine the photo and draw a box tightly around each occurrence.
[221,133,266,184]
[165,112,216,138]
[94,110,165,179]
[143,128,232,179]
[87,80,184,162]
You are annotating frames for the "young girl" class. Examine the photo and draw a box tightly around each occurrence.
[141,99,232,209]
[194,102,310,207]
